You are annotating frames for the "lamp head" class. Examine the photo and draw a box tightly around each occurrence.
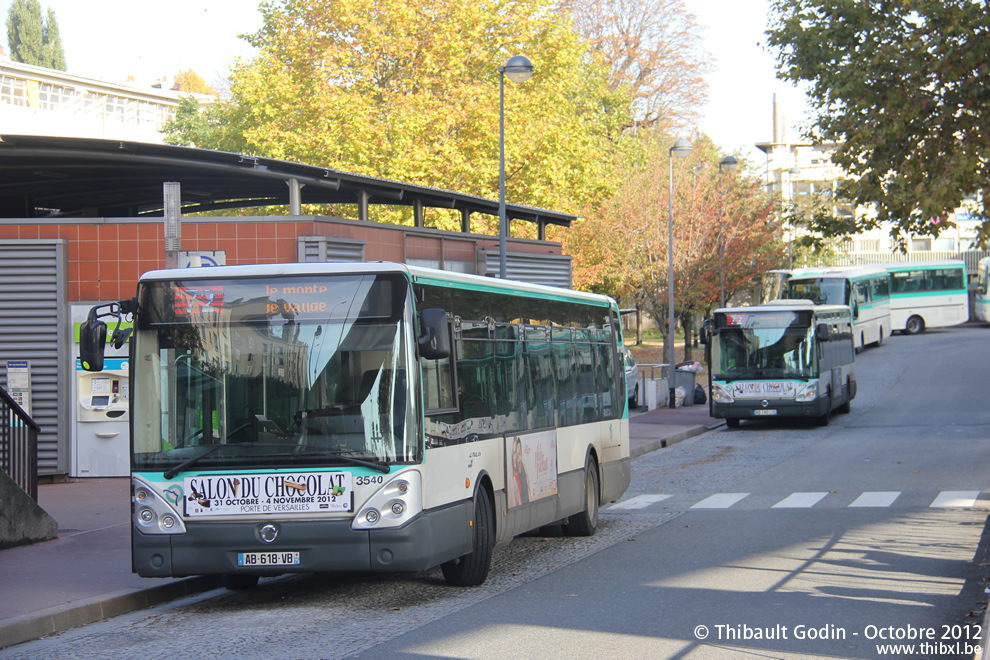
[719,155,738,172]
[502,55,534,83]
[670,138,693,158]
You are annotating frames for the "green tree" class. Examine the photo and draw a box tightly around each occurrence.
[767,0,990,247]
[188,0,629,232]
[6,0,66,70]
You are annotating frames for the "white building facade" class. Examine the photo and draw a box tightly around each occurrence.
[1,52,207,144]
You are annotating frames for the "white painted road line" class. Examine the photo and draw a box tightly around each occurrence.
[609,494,673,510]
[930,491,982,508]
[691,493,750,509]
[772,492,829,508]
[849,491,901,508]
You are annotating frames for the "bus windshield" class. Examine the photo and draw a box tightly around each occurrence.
[131,273,419,472]
[712,311,818,381]
[784,278,849,306]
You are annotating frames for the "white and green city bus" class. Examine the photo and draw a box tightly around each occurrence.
[79,263,631,588]
[701,301,856,428]
[884,260,969,334]
[780,266,891,351]
[975,257,990,323]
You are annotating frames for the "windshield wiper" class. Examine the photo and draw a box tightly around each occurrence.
[293,450,391,473]
[163,442,286,480]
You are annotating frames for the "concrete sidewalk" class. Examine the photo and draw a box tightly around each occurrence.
[0,403,722,650]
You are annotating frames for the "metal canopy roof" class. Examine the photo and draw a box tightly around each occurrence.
[0,135,575,228]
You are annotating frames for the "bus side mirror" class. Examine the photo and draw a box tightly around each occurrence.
[418,308,451,360]
[699,326,710,345]
[815,323,830,342]
[79,311,108,372]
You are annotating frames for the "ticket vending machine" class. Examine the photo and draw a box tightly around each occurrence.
[71,304,130,477]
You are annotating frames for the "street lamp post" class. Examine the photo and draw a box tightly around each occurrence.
[787,167,800,268]
[668,138,692,408]
[498,55,534,279]
[718,155,738,308]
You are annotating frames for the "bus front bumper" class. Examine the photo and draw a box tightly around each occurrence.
[132,500,473,578]
[713,397,829,421]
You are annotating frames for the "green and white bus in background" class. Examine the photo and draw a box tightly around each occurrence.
[701,301,856,428]
[80,262,630,588]
[971,257,990,323]
[884,260,969,334]
[780,266,891,351]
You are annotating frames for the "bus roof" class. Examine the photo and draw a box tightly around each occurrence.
[713,302,851,318]
[137,261,617,308]
[787,265,888,281]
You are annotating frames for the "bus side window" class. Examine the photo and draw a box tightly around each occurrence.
[421,319,457,415]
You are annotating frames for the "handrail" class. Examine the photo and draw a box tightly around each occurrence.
[0,385,41,501]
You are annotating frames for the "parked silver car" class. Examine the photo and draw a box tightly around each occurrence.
[623,347,639,408]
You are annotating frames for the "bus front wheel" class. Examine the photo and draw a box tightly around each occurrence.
[905,316,925,335]
[815,398,832,426]
[441,487,494,587]
[565,458,600,537]
[726,418,740,428]
[222,574,259,590]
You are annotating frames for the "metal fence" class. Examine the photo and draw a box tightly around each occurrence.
[0,386,41,501]
[815,250,990,274]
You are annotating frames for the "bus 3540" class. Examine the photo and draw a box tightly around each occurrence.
[701,302,856,428]
[80,263,631,588]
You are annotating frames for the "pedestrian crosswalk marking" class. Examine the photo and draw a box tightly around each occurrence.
[849,491,901,507]
[930,491,981,508]
[607,490,985,511]
[609,494,673,510]
[691,493,749,509]
[772,492,829,508]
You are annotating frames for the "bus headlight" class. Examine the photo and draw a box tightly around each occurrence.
[132,476,187,535]
[712,382,734,404]
[352,470,422,530]
[795,382,818,402]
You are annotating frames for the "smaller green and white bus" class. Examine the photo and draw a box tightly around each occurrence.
[884,260,969,334]
[781,266,891,351]
[972,257,990,323]
[702,302,856,428]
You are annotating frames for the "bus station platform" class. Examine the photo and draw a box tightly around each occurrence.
[0,402,722,650]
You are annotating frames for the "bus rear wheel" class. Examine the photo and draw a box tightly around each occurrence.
[905,315,925,334]
[565,458,599,537]
[441,487,493,587]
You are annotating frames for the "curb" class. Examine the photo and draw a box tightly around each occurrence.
[630,423,721,459]
[0,576,222,650]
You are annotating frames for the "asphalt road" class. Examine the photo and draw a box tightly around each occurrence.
[6,323,989,659]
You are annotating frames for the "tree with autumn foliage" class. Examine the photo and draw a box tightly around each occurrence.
[565,0,711,133]
[568,133,782,360]
[199,0,629,233]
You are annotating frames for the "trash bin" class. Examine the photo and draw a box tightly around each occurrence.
[674,369,696,407]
